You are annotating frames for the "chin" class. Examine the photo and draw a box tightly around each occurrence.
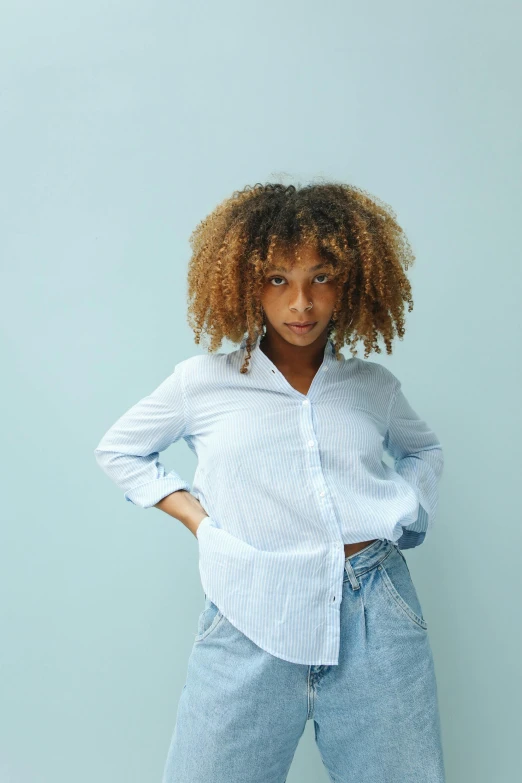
[278,325,325,342]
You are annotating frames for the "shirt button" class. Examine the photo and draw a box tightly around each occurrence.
[302,399,310,406]
[307,439,315,447]
[319,490,325,497]
[322,366,329,371]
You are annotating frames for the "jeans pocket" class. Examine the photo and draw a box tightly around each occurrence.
[378,548,428,630]
[194,596,224,642]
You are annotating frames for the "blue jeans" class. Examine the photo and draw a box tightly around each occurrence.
[162,538,446,782]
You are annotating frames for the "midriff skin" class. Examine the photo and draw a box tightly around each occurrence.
[344,539,378,558]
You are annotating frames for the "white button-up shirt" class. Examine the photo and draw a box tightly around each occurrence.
[94,333,443,665]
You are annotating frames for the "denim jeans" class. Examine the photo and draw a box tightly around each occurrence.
[161,538,446,783]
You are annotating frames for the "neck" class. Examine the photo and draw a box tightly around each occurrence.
[260,328,330,372]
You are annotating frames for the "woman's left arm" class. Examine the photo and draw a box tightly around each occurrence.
[384,380,444,550]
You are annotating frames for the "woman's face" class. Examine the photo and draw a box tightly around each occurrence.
[260,243,338,347]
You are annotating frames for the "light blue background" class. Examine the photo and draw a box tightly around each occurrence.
[2,1,520,781]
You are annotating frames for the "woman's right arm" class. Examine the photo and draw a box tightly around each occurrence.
[94,360,207,537]
[154,490,208,538]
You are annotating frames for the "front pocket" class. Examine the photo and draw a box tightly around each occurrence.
[194,597,224,642]
[378,548,428,630]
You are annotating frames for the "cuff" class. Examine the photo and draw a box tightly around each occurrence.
[396,529,426,550]
[124,477,192,508]
[196,516,212,539]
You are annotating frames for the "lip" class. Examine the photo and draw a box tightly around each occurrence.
[285,322,317,334]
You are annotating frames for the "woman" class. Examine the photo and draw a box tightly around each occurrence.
[95,182,446,782]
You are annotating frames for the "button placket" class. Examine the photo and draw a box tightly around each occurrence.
[297,353,345,614]
[300,398,322,490]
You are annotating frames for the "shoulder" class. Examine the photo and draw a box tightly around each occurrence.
[349,358,401,406]
[174,347,237,383]
[348,356,399,386]
[371,360,400,387]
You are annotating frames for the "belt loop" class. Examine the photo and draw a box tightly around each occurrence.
[344,556,361,590]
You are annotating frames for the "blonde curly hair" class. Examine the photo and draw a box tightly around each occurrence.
[187,181,416,373]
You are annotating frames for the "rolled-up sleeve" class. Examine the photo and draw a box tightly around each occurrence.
[384,380,444,549]
[94,361,191,508]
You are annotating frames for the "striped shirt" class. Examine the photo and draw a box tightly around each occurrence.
[94,332,444,665]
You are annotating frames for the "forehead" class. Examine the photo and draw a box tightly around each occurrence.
[267,242,326,272]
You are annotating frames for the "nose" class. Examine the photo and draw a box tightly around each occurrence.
[289,287,312,312]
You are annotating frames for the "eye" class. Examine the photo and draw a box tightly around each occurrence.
[268,273,330,286]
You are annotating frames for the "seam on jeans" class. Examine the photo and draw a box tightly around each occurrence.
[306,666,313,719]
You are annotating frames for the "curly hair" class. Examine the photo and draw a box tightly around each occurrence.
[186,181,416,374]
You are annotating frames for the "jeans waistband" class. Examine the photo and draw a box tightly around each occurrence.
[344,537,396,574]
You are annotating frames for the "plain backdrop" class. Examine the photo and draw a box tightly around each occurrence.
[1,1,521,781]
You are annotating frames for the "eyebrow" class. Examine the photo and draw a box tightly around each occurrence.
[267,263,327,273]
